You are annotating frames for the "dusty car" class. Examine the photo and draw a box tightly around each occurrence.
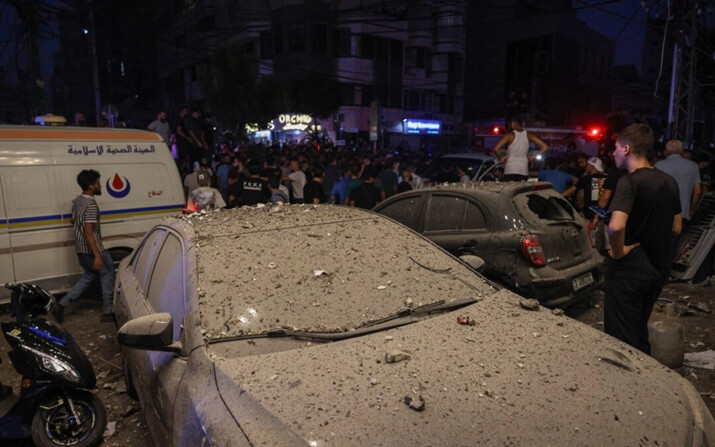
[373,182,603,307]
[114,205,714,447]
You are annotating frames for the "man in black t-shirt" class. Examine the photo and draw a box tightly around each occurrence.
[590,166,627,254]
[605,123,682,354]
[237,168,270,206]
[350,167,382,209]
[562,156,606,220]
[304,165,326,204]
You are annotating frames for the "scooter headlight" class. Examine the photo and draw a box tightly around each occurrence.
[24,346,80,383]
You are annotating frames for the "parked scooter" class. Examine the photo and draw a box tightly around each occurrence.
[0,283,106,447]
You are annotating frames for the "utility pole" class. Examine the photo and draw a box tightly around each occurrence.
[667,0,699,145]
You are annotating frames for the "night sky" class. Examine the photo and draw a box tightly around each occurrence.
[0,0,659,90]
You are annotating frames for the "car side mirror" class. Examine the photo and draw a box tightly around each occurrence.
[459,255,486,273]
[118,312,182,354]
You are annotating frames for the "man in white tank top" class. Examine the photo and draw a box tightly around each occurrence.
[494,115,549,181]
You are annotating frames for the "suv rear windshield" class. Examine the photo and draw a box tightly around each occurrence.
[422,158,485,183]
[513,188,576,224]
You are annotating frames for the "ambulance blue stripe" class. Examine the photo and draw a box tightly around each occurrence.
[101,204,184,216]
[6,204,184,224]
[7,214,65,224]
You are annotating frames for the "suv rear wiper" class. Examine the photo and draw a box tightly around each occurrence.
[546,219,582,228]
[207,298,479,345]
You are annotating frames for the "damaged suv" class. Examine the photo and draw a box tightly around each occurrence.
[374,182,603,307]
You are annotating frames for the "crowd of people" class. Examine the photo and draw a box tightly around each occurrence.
[181,142,430,212]
[174,125,711,228]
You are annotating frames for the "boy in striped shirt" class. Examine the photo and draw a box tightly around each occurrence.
[57,169,115,322]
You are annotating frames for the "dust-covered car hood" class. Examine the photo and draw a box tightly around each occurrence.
[212,289,713,447]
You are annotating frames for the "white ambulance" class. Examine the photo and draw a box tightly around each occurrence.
[0,125,185,302]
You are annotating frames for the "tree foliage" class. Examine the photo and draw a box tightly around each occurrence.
[203,46,259,133]
[1,0,78,119]
[204,47,342,136]
[286,71,341,119]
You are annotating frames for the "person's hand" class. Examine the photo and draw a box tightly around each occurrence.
[608,243,640,260]
[499,156,508,164]
[92,255,104,271]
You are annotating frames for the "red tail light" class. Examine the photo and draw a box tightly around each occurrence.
[586,221,595,247]
[521,235,547,266]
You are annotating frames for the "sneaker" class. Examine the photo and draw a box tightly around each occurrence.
[100,312,114,323]
[50,304,65,324]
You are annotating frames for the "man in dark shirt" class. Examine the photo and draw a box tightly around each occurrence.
[349,167,381,209]
[562,156,606,220]
[322,155,341,198]
[378,159,399,200]
[237,166,270,206]
[605,123,682,354]
[304,165,326,204]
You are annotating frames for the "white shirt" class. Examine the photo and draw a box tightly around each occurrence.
[504,130,529,176]
[288,170,306,199]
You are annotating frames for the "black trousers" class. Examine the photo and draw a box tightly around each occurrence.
[604,271,663,355]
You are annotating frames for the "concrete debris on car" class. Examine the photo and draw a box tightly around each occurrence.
[456,315,476,326]
[385,351,411,363]
[519,298,540,311]
[404,395,425,411]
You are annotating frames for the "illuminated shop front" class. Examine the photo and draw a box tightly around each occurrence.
[403,119,442,135]
[246,113,325,145]
[385,118,445,153]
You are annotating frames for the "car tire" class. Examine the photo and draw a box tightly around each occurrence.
[109,248,132,273]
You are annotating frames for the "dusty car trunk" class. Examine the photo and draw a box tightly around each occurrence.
[512,188,594,269]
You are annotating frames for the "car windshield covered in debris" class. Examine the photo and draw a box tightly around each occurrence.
[114,205,715,447]
[374,182,604,307]
[198,206,486,341]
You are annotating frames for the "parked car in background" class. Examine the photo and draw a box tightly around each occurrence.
[374,182,603,307]
[420,153,499,184]
[114,205,714,447]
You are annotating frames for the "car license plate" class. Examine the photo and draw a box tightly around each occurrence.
[572,272,594,292]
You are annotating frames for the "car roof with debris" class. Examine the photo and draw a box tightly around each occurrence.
[428,181,556,194]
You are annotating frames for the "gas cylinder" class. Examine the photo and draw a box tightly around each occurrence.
[648,302,684,368]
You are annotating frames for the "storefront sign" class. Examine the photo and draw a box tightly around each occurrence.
[245,121,275,133]
[403,119,441,135]
[276,114,313,131]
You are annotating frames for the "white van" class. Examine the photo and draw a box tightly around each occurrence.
[0,125,185,302]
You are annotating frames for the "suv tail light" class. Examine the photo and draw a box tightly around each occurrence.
[586,220,595,247]
[521,235,547,266]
